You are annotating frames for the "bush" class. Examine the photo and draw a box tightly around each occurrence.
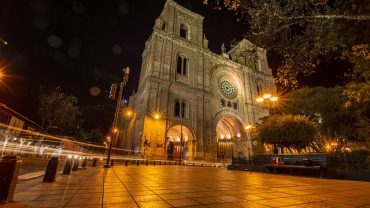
[328,150,369,170]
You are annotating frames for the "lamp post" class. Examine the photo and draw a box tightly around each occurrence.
[104,67,130,168]
[256,93,279,154]
[179,124,183,165]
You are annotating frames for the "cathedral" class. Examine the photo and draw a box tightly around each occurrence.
[121,0,276,161]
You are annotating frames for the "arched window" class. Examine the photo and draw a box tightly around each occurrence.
[180,24,188,39]
[174,100,186,118]
[175,101,181,117]
[177,55,188,76]
[256,80,263,96]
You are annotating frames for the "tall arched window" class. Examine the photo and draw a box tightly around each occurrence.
[177,55,188,76]
[174,100,186,118]
[256,80,263,96]
[180,24,188,39]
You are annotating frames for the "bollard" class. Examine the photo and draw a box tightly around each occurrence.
[201,163,203,167]
[146,161,148,166]
[110,159,114,167]
[72,159,79,171]
[137,160,139,166]
[92,158,98,167]
[164,161,166,166]
[63,159,72,174]
[0,156,21,202]
[159,161,161,166]
[154,161,156,166]
[43,157,59,182]
[81,158,87,168]
[125,160,128,166]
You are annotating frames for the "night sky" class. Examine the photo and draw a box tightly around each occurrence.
[0,0,345,129]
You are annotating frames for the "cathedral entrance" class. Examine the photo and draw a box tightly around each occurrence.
[215,115,247,160]
[166,125,194,161]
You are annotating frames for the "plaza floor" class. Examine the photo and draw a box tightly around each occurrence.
[2,165,370,208]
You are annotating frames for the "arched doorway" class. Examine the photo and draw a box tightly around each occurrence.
[215,115,248,160]
[166,124,194,161]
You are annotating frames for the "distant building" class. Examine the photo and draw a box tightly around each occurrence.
[122,0,276,161]
[0,103,41,135]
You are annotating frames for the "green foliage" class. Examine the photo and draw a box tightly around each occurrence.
[328,149,369,170]
[75,128,104,144]
[204,0,370,88]
[255,114,317,151]
[281,87,360,150]
[39,87,81,135]
[344,44,370,105]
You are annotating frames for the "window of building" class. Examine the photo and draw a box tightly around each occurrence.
[162,21,166,31]
[227,101,232,108]
[174,100,186,118]
[221,99,225,107]
[233,103,238,110]
[180,24,188,39]
[256,81,263,96]
[176,55,188,76]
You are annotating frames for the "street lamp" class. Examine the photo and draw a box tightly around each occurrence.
[256,93,279,154]
[154,113,160,120]
[244,124,253,130]
[105,67,130,168]
[256,93,278,103]
[0,38,7,46]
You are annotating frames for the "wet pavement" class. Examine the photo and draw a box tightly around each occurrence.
[2,165,370,208]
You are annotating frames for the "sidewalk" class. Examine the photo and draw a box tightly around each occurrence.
[2,165,370,208]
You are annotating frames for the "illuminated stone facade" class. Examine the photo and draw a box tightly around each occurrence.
[122,0,276,161]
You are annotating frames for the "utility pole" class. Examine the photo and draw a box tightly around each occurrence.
[104,67,130,168]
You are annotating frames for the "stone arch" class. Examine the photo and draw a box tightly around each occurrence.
[165,123,195,161]
[211,110,251,160]
[179,23,190,39]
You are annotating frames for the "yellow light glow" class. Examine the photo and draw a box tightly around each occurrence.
[256,97,264,102]
[270,96,278,102]
[126,110,132,116]
[244,125,253,130]
[226,135,231,139]
[113,128,118,133]
[263,93,272,99]
[220,134,224,139]
[154,113,160,120]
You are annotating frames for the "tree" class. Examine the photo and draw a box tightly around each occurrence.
[39,87,81,135]
[280,87,360,150]
[344,44,370,145]
[254,114,317,152]
[344,44,370,105]
[204,0,370,88]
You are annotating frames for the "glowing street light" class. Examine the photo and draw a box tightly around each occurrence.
[154,113,160,120]
[262,93,272,99]
[113,128,118,133]
[256,97,264,103]
[0,38,7,46]
[244,125,253,130]
[256,93,278,103]
[126,110,132,117]
[270,96,278,102]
